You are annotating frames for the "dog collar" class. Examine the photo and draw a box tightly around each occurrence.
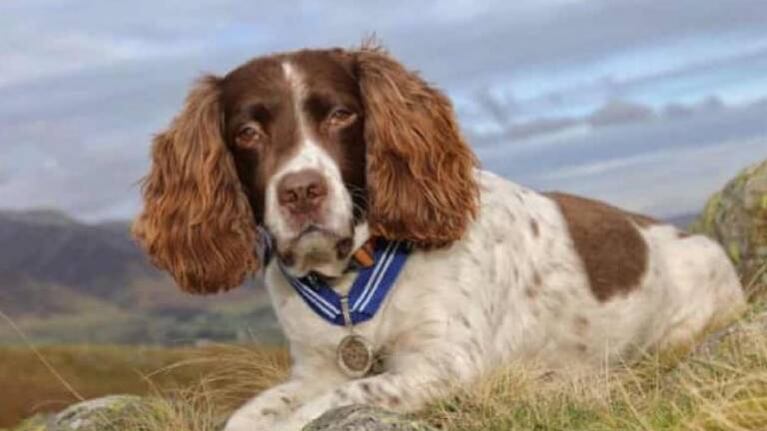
[264,235,411,326]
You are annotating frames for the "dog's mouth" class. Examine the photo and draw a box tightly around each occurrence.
[276,225,354,278]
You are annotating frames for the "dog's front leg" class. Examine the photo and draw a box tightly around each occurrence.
[224,376,334,431]
[276,351,467,430]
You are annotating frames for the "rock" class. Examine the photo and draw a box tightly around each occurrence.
[691,159,767,292]
[303,405,436,431]
[10,395,154,431]
[6,414,48,431]
[693,308,767,360]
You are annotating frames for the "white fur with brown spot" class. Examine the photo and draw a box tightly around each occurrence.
[225,171,745,431]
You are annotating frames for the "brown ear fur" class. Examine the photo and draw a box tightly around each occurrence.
[354,45,479,248]
[132,76,259,294]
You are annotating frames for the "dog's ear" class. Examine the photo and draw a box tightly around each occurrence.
[132,76,260,294]
[353,44,479,248]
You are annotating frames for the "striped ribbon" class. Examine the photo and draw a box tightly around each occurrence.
[275,238,411,326]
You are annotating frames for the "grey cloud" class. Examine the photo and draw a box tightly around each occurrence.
[662,96,725,120]
[3,1,767,91]
[477,101,767,211]
[588,100,655,127]
[381,0,767,88]
[507,118,580,142]
[0,122,151,220]
[471,97,726,145]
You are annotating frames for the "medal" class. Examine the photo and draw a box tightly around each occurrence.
[336,296,376,378]
[275,240,411,379]
[337,334,374,378]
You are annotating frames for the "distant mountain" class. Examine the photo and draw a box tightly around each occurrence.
[666,213,698,229]
[0,209,157,301]
[0,209,280,345]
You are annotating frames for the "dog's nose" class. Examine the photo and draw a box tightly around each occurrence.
[277,169,328,215]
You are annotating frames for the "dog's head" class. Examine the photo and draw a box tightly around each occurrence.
[132,44,479,294]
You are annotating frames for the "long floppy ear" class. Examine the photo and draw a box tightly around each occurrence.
[354,45,479,248]
[132,76,259,294]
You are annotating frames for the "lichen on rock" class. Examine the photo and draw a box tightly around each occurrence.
[303,405,436,431]
[691,159,767,294]
[10,395,157,431]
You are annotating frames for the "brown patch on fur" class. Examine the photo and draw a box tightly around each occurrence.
[458,315,472,329]
[334,389,348,400]
[132,77,259,294]
[355,43,479,248]
[530,218,540,237]
[545,192,656,302]
[525,287,538,299]
[574,316,590,335]
[221,51,368,225]
[525,271,543,299]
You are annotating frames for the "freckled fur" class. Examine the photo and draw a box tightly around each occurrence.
[227,172,745,430]
[133,46,746,431]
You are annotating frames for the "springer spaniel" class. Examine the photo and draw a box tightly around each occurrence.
[133,44,745,430]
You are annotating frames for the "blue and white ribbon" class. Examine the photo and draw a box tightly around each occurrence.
[277,239,411,326]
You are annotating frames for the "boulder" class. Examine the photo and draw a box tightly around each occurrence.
[691,159,767,293]
[10,395,153,431]
[303,405,435,431]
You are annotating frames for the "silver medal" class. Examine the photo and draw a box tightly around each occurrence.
[337,296,376,378]
[336,334,374,378]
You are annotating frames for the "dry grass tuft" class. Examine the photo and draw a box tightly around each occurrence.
[420,267,767,431]
[112,345,290,431]
[0,344,289,429]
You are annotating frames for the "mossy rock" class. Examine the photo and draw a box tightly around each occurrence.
[10,395,157,431]
[6,414,48,431]
[691,159,767,293]
[303,405,435,431]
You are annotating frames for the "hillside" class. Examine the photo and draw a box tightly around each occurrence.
[0,210,282,345]
[0,207,697,346]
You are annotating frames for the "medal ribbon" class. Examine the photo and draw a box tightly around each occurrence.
[274,238,411,326]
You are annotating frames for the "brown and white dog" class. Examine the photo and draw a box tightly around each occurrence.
[133,44,745,430]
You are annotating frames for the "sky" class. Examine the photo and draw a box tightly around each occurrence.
[1,0,766,222]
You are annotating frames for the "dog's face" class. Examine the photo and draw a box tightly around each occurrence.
[221,51,366,278]
[133,45,479,294]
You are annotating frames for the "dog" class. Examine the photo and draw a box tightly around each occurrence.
[132,44,745,430]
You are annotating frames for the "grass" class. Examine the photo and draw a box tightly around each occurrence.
[3,269,766,430]
[0,345,287,429]
[420,269,767,431]
[421,315,767,430]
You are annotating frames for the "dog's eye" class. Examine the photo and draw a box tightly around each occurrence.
[328,108,356,127]
[235,124,264,148]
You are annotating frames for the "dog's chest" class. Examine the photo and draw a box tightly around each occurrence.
[264,265,390,358]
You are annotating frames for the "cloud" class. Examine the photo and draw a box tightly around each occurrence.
[587,100,656,127]
[541,137,767,217]
[477,101,767,217]
[662,96,725,119]
[469,95,732,145]
[0,0,766,221]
